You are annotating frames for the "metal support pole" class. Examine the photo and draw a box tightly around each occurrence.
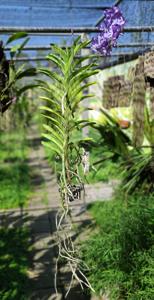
[117,43,154,48]
[0,26,154,34]
[5,43,154,52]
[10,49,151,62]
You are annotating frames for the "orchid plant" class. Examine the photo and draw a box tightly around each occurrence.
[39,5,125,295]
[39,37,99,295]
[0,32,37,115]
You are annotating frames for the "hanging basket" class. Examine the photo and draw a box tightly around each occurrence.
[103,79,112,109]
[144,51,154,79]
[132,56,146,147]
[118,79,132,107]
[110,75,123,107]
[103,75,132,109]
[144,51,154,87]
[150,87,154,120]
[103,75,123,109]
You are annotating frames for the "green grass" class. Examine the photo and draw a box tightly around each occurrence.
[0,130,31,209]
[0,131,32,299]
[0,130,28,162]
[87,158,121,183]
[0,227,30,300]
[85,127,122,183]
[81,193,154,299]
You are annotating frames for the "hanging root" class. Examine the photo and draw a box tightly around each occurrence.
[54,175,94,298]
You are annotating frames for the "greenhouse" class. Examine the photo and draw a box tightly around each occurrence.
[0,0,154,299]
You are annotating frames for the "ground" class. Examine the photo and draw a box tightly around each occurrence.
[0,125,115,300]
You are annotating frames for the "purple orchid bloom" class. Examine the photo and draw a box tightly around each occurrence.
[91,6,125,56]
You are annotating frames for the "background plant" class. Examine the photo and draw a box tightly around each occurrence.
[121,101,154,194]
[0,32,37,115]
[81,193,154,299]
[0,128,31,209]
[0,227,30,300]
[88,105,154,193]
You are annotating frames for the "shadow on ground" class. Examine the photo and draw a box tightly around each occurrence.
[0,130,99,299]
[0,206,94,300]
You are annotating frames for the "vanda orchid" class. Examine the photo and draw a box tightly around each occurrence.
[39,6,126,296]
[91,6,125,55]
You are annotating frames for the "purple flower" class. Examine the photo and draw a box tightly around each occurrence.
[91,6,125,55]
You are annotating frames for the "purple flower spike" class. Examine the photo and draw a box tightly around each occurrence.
[91,6,125,56]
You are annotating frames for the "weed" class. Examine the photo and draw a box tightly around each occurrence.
[0,227,30,300]
[81,193,154,299]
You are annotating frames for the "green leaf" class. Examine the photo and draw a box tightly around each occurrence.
[6,32,28,45]
[42,141,62,157]
[40,106,64,121]
[16,68,37,80]
[70,69,98,88]
[40,96,61,107]
[40,83,64,104]
[38,68,63,84]
[74,54,98,68]
[9,65,16,83]
[41,114,63,132]
[10,37,30,58]
[69,81,96,103]
[43,124,64,143]
[73,38,91,57]
[72,94,94,110]
[42,133,63,152]
[17,84,39,97]
[52,45,68,61]
[47,53,65,72]
[100,108,118,125]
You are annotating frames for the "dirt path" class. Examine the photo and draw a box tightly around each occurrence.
[1,125,115,299]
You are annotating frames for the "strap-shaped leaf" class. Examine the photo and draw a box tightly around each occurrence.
[52,45,68,61]
[40,96,61,107]
[9,65,16,84]
[40,83,64,104]
[47,53,65,72]
[70,70,98,92]
[73,54,97,68]
[73,38,90,56]
[47,83,64,101]
[43,124,64,143]
[10,37,30,58]
[6,32,28,45]
[76,120,96,128]
[17,84,39,97]
[72,94,94,110]
[39,68,63,84]
[70,62,98,80]
[69,81,96,103]
[41,114,63,133]
[15,67,37,80]
[40,106,64,121]
[42,141,62,157]
[42,133,63,152]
